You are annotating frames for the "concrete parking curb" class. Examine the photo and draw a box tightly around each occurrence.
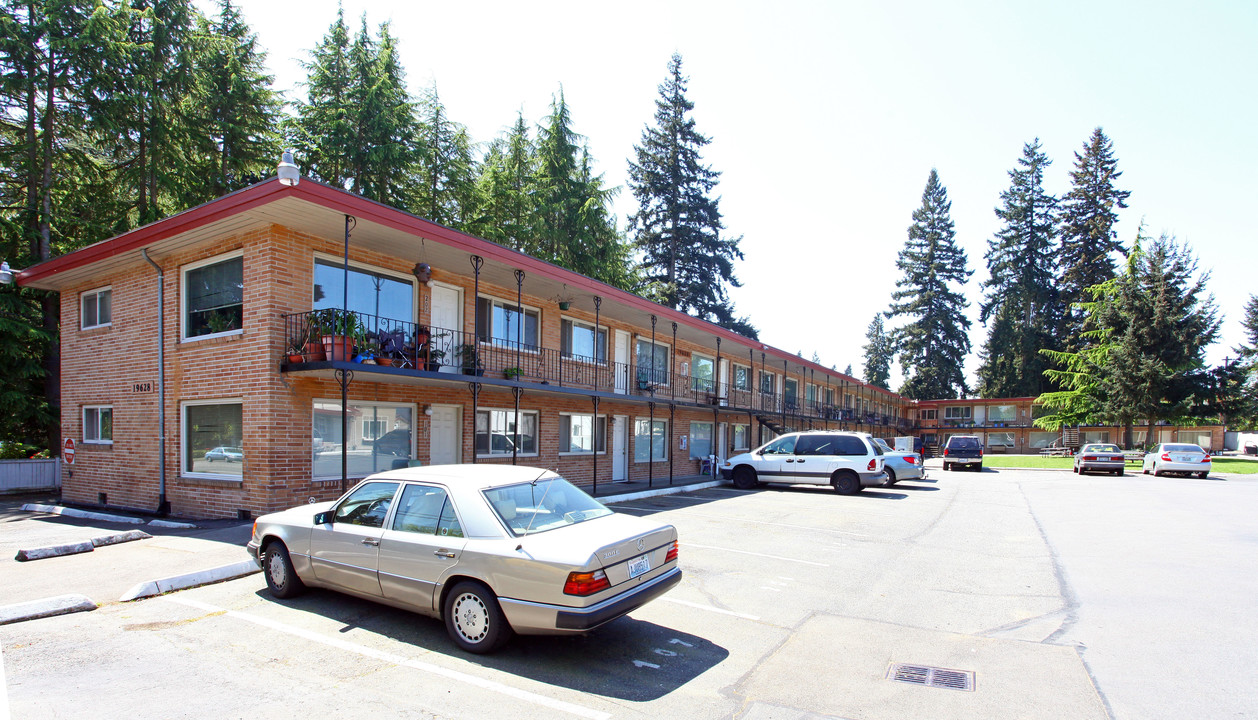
[599,479,725,504]
[14,529,152,562]
[119,559,261,602]
[0,594,97,625]
[22,503,146,524]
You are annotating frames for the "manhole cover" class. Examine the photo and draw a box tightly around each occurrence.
[887,663,975,692]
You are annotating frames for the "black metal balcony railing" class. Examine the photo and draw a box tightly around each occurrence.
[283,309,908,428]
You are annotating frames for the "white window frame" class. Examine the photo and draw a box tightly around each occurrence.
[732,364,751,391]
[558,412,607,455]
[690,353,715,393]
[312,253,419,322]
[635,337,672,387]
[689,421,714,460]
[80,286,112,330]
[732,423,751,451]
[475,407,539,458]
[83,405,113,444]
[181,399,244,480]
[312,400,416,480]
[560,316,607,364]
[944,406,972,420]
[634,418,668,463]
[477,295,541,351]
[182,250,244,341]
[760,370,776,395]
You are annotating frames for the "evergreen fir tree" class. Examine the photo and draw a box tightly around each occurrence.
[977,139,1060,398]
[354,22,419,208]
[627,53,754,337]
[472,113,536,247]
[862,314,893,390]
[290,7,355,189]
[888,169,972,400]
[1058,127,1130,345]
[412,86,475,228]
[186,0,282,202]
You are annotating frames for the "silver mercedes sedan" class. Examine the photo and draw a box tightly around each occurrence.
[247,465,681,653]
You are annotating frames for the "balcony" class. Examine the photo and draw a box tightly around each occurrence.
[281,310,905,425]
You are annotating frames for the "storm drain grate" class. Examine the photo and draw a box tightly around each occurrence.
[887,663,975,692]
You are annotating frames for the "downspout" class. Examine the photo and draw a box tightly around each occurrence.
[141,249,169,516]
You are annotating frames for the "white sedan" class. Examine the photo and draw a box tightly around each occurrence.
[247,465,681,653]
[1141,443,1212,478]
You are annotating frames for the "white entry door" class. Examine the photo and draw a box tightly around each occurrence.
[717,422,727,463]
[429,283,462,374]
[429,405,462,465]
[614,330,630,394]
[612,415,629,482]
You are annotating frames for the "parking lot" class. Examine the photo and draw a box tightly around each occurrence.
[3,465,1256,719]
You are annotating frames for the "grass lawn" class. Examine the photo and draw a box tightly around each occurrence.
[979,454,1258,474]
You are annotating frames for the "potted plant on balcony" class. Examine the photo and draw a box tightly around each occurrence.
[312,308,357,362]
[456,343,483,376]
[503,367,522,381]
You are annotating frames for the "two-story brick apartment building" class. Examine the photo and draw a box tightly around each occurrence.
[16,177,914,519]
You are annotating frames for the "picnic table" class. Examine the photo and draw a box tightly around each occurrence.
[1124,451,1145,465]
[1039,446,1073,457]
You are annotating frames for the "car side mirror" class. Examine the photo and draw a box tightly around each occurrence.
[314,511,334,525]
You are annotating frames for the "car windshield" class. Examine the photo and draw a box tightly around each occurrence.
[872,438,892,452]
[483,476,613,537]
[1087,445,1120,453]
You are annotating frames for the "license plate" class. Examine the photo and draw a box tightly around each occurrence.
[627,553,651,579]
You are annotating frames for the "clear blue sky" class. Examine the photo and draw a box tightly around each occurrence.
[214,0,1257,390]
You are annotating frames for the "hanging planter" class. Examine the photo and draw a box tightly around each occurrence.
[555,284,574,311]
[558,301,571,311]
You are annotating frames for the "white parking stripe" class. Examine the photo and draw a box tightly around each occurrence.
[613,507,869,537]
[685,542,830,567]
[162,597,610,720]
[660,597,760,621]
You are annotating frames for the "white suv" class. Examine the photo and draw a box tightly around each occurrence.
[720,431,886,495]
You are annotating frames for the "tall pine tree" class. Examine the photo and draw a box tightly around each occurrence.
[412,86,475,228]
[290,7,355,189]
[472,113,535,247]
[888,169,972,399]
[628,53,754,337]
[1058,127,1130,346]
[862,314,893,391]
[977,139,1060,398]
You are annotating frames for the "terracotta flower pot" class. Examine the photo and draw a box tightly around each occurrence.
[321,335,353,362]
[303,341,326,361]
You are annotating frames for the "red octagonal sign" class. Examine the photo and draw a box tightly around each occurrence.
[63,437,75,465]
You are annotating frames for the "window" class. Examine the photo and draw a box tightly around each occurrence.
[634,419,668,462]
[636,339,670,386]
[184,253,243,339]
[733,423,750,451]
[690,421,713,460]
[560,413,606,454]
[1177,431,1211,448]
[1083,430,1111,444]
[83,406,113,444]
[944,406,972,420]
[988,432,1015,447]
[333,482,398,529]
[477,297,539,350]
[988,405,1017,423]
[313,258,414,329]
[761,436,796,455]
[690,354,715,393]
[81,287,112,329]
[391,484,462,537]
[561,318,606,362]
[825,388,835,406]
[784,378,799,407]
[476,409,538,456]
[1029,431,1057,449]
[921,409,937,420]
[184,401,243,478]
[313,401,414,479]
[732,365,751,391]
[760,371,775,394]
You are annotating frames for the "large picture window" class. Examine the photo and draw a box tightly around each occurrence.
[313,401,414,479]
[988,405,1017,423]
[184,401,243,478]
[636,339,670,386]
[184,254,243,339]
[559,413,606,454]
[313,258,415,330]
[81,287,112,330]
[83,406,113,444]
[944,406,972,420]
[634,419,668,462]
[561,318,606,363]
[476,409,538,456]
[690,354,715,393]
[477,297,539,350]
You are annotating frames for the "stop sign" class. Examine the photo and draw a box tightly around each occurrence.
[63,437,75,465]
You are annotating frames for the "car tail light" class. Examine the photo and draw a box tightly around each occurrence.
[1202,455,1211,463]
[904,456,917,465]
[867,459,877,471]
[943,448,950,457]
[665,541,678,564]
[1161,453,1173,462]
[564,569,610,596]
[1082,455,1097,461]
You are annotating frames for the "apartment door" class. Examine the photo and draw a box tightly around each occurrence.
[612,415,629,482]
[429,283,462,374]
[429,405,462,465]
[717,423,728,463]
[614,330,631,394]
